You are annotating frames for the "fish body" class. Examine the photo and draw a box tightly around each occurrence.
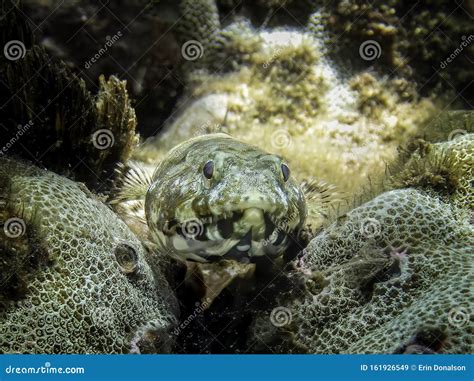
[144,133,307,263]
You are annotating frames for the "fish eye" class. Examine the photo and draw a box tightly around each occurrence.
[203,160,214,179]
[281,163,290,182]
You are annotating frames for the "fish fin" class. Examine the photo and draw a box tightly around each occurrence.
[300,178,342,219]
[110,161,153,204]
[109,161,152,236]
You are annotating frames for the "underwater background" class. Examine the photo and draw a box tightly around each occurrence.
[0,0,472,354]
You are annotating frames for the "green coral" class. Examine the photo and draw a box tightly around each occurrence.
[305,0,473,102]
[0,158,177,353]
[248,187,473,353]
[179,0,220,45]
[389,134,473,210]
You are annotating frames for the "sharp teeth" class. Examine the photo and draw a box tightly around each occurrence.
[237,244,251,251]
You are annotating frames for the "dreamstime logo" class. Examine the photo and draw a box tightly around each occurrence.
[262,48,282,69]
[3,40,26,61]
[181,40,204,61]
[3,217,26,238]
[262,230,279,247]
[440,35,473,69]
[0,120,34,156]
[114,242,139,275]
[262,211,297,247]
[359,40,382,61]
[92,129,115,150]
[181,218,204,240]
[4,362,85,375]
[359,218,381,238]
[84,31,123,69]
[271,129,292,150]
[194,121,223,137]
[15,299,33,312]
[173,299,210,336]
[448,306,469,328]
[270,306,292,327]
[448,129,467,141]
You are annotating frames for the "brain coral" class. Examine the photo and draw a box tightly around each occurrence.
[0,158,178,354]
[248,188,473,353]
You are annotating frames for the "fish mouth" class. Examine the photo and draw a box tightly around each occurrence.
[171,207,293,262]
[176,208,288,240]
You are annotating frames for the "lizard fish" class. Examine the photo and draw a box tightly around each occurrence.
[114,133,329,263]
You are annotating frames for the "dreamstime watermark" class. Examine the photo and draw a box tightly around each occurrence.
[3,217,26,238]
[180,218,204,240]
[448,129,468,141]
[261,210,297,247]
[359,40,382,61]
[359,218,382,239]
[91,129,115,150]
[448,306,470,328]
[0,121,34,156]
[440,35,473,69]
[3,40,26,61]
[92,306,115,328]
[270,129,292,150]
[84,31,123,69]
[194,121,224,137]
[263,48,282,68]
[270,306,292,327]
[5,362,85,375]
[173,299,210,336]
[181,40,204,61]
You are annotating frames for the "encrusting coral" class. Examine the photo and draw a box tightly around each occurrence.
[248,187,473,353]
[0,158,178,354]
[245,129,473,354]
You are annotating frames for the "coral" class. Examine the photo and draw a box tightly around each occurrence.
[305,0,473,104]
[180,0,473,101]
[204,20,263,72]
[0,158,178,354]
[2,0,469,356]
[178,0,220,47]
[389,133,473,210]
[248,188,473,353]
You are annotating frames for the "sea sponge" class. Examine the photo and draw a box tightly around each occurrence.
[248,188,473,353]
[0,158,178,354]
